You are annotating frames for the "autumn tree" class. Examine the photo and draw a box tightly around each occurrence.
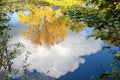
[18,6,71,46]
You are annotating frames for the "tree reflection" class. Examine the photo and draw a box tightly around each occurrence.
[18,6,69,47]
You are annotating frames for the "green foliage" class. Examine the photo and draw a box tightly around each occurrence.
[0,10,24,78]
[87,0,120,46]
[87,0,120,10]
[36,1,51,6]
[86,0,120,79]
[22,51,31,80]
[0,1,47,79]
[65,0,120,79]
[0,1,24,79]
[115,51,120,60]
[65,0,120,46]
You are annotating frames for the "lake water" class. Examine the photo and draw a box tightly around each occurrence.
[57,49,113,80]
[10,13,114,80]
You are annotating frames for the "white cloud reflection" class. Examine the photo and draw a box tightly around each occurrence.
[9,13,103,78]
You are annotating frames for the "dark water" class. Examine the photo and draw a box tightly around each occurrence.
[14,49,113,80]
[57,49,113,80]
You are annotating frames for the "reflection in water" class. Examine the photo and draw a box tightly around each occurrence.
[14,72,55,80]
[9,13,103,79]
[18,6,68,47]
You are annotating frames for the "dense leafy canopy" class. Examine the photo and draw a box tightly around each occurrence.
[65,0,120,46]
[18,6,69,46]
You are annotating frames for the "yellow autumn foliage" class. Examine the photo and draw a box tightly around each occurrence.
[18,6,68,46]
[43,0,85,9]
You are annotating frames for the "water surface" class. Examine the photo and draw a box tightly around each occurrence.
[10,13,113,80]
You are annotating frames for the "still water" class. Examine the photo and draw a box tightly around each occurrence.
[57,50,113,80]
[10,13,113,80]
